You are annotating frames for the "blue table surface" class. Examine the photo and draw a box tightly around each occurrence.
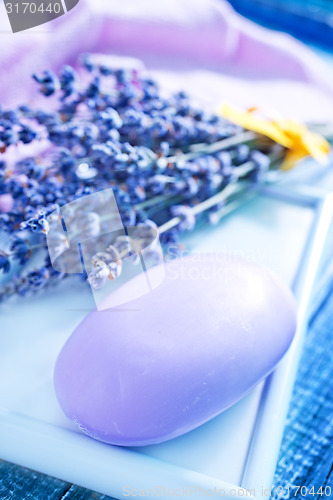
[228,0,333,49]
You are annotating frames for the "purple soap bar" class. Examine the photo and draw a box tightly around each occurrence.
[54,254,297,446]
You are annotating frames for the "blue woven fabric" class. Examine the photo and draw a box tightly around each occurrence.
[228,0,333,48]
[271,257,333,498]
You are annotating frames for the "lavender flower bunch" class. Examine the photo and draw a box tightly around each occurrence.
[0,55,278,302]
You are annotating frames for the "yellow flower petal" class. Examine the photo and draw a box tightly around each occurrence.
[281,149,306,171]
[219,103,330,170]
[220,103,294,148]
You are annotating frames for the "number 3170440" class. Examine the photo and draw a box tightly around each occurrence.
[5,3,62,14]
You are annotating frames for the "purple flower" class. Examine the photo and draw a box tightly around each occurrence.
[0,253,10,273]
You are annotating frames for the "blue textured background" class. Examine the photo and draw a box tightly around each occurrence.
[228,0,333,49]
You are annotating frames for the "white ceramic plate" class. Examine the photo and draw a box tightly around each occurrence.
[0,185,332,499]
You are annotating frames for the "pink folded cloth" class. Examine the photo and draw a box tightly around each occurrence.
[1,0,333,121]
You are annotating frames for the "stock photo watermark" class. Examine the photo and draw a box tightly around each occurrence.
[44,188,285,311]
[4,0,80,32]
[45,188,165,311]
[122,484,332,497]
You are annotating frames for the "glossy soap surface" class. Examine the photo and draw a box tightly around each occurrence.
[54,254,297,446]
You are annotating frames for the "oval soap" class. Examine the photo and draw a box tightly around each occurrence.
[54,254,297,446]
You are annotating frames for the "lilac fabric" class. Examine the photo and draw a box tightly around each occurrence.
[1,0,333,120]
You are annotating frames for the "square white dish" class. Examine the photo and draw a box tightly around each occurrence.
[0,185,332,499]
